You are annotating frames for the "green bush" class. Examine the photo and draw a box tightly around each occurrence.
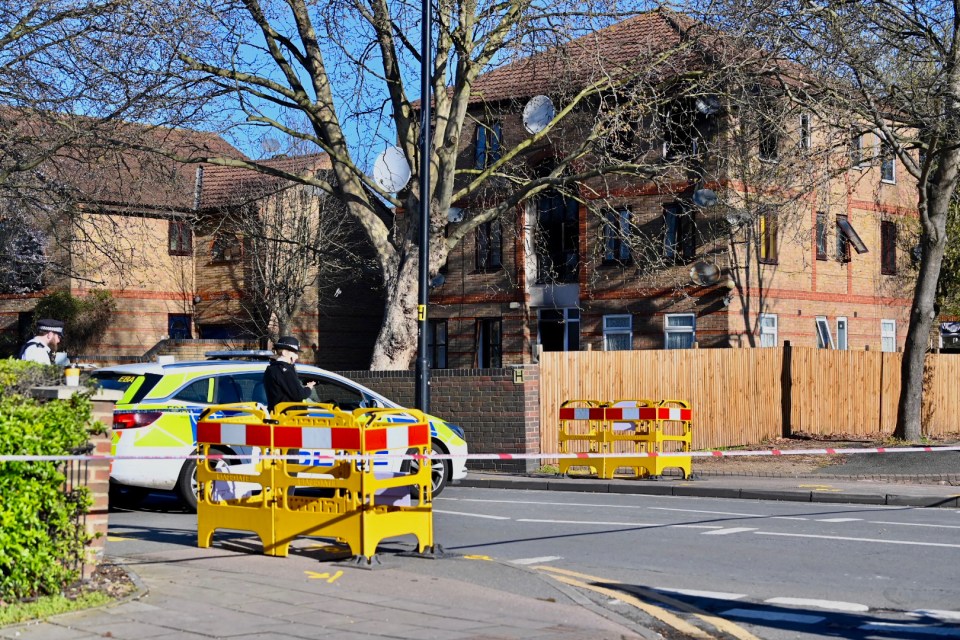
[0,360,101,603]
[33,289,116,355]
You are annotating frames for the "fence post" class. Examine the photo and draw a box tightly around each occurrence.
[780,340,792,438]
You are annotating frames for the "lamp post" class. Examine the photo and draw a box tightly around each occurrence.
[415,0,432,413]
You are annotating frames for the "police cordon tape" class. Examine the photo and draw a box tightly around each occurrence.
[3,445,960,462]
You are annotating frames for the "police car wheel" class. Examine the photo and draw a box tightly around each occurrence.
[178,447,230,512]
[407,440,449,497]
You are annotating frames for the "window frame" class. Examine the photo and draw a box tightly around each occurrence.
[603,314,633,351]
[474,121,503,170]
[663,202,696,264]
[759,313,778,347]
[664,313,696,350]
[210,232,241,263]
[880,146,896,183]
[837,216,868,256]
[602,207,633,265]
[758,124,780,162]
[836,215,852,263]
[837,316,849,350]
[475,219,503,271]
[881,319,897,352]
[168,220,193,256]
[758,207,778,264]
[881,220,897,275]
[816,316,834,349]
[815,212,828,261]
[850,132,867,168]
[536,308,580,353]
[477,318,503,368]
[427,319,448,369]
[800,113,812,150]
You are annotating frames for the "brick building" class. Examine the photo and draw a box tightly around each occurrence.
[422,10,916,368]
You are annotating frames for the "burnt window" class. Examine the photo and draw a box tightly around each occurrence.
[759,208,778,264]
[211,232,241,262]
[476,220,502,271]
[477,318,502,368]
[759,125,780,161]
[881,220,897,275]
[169,220,192,256]
[603,208,632,264]
[663,202,696,264]
[837,215,868,262]
[474,122,503,170]
[534,188,579,283]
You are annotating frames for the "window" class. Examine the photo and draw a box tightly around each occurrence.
[477,318,502,368]
[759,314,778,347]
[837,317,848,350]
[476,220,502,271]
[800,113,812,150]
[881,320,896,352]
[816,212,828,261]
[174,377,213,403]
[427,319,447,369]
[759,208,778,264]
[211,232,240,262]
[881,145,896,183]
[304,377,367,410]
[603,315,632,351]
[603,208,632,264]
[664,313,695,349]
[474,121,503,170]
[881,220,897,275]
[538,308,580,353]
[664,202,696,264]
[534,187,579,283]
[836,215,868,260]
[850,132,866,167]
[815,316,834,349]
[759,126,779,161]
[168,220,192,256]
[168,314,192,339]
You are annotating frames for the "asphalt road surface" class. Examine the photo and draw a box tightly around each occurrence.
[108,486,960,640]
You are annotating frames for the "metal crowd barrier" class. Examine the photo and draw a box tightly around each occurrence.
[558,398,693,479]
[195,402,435,563]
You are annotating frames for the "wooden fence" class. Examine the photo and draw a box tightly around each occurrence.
[539,346,960,454]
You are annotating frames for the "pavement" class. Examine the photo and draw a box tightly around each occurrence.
[4,462,959,640]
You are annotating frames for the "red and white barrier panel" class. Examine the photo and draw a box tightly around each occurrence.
[3,445,960,462]
[559,407,693,421]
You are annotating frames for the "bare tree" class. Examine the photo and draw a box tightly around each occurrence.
[694,0,960,439]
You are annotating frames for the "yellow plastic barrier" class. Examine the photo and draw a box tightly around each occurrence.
[558,398,693,479]
[195,402,434,562]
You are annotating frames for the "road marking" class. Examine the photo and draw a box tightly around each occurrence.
[434,509,510,520]
[510,556,563,565]
[446,497,645,509]
[657,588,747,601]
[516,518,721,529]
[463,555,493,561]
[816,518,862,523]
[772,516,809,520]
[870,520,960,530]
[304,570,343,583]
[764,597,868,612]
[703,527,757,536]
[859,622,960,637]
[107,536,129,542]
[799,484,842,492]
[756,531,960,548]
[650,507,763,517]
[722,608,825,624]
[910,610,960,622]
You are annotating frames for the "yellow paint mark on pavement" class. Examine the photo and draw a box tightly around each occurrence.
[463,555,493,561]
[799,484,842,493]
[308,544,349,553]
[305,570,343,583]
[537,566,761,640]
[107,536,129,542]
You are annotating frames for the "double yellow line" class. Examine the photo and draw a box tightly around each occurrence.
[535,566,761,640]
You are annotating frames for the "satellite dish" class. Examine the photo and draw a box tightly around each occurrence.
[523,95,556,134]
[692,188,718,207]
[372,146,411,192]
[695,96,721,115]
[448,207,464,223]
[689,261,721,286]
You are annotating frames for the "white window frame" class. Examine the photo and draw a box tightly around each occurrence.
[536,307,581,353]
[881,319,897,352]
[664,313,696,349]
[759,313,778,347]
[800,113,812,150]
[603,314,633,351]
[881,150,896,184]
[837,317,848,350]
[815,316,834,349]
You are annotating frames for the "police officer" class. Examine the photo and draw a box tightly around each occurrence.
[19,319,65,365]
[262,336,316,414]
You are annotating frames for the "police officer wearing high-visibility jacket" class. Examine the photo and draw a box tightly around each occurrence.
[19,319,65,365]
[263,336,316,414]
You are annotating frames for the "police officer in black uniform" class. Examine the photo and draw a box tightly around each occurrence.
[19,319,65,364]
[262,336,316,414]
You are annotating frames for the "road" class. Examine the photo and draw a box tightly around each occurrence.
[108,486,960,640]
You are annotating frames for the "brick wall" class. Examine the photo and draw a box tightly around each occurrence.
[337,365,541,473]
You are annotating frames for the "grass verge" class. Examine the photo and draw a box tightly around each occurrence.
[0,592,112,626]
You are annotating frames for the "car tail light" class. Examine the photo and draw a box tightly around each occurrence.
[113,411,163,430]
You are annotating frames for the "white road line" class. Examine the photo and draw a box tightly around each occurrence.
[816,518,862,523]
[656,588,747,601]
[650,507,763,517]
[764,597,868,612]
[859,622,960,637]
[516,518,722,529]
[703,527,758,536]
[446,497,645,509]
[509,556,563,565]
[722,608,825,624]
[910,610,960,622]
[871,520,960,530]
[433,509,510,520]
[756,531,960,548]
[772,517,809,521]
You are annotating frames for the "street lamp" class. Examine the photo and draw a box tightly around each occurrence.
[415,0,432,412]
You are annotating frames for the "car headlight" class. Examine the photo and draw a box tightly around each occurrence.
[448,424,465,440]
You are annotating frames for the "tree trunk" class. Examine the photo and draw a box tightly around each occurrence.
[895,203,948,441]
[369,255,420,370]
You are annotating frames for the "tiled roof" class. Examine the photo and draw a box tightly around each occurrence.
[198,153,332,210]
[468,9,700,104]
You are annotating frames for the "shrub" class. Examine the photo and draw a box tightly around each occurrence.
[33,289,116,355]
[0,360,101,603]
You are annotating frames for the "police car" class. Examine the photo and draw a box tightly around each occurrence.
[93,352,469,510]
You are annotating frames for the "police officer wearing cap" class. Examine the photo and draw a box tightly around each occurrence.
[262,336,316,414]
[19,319,65,365]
